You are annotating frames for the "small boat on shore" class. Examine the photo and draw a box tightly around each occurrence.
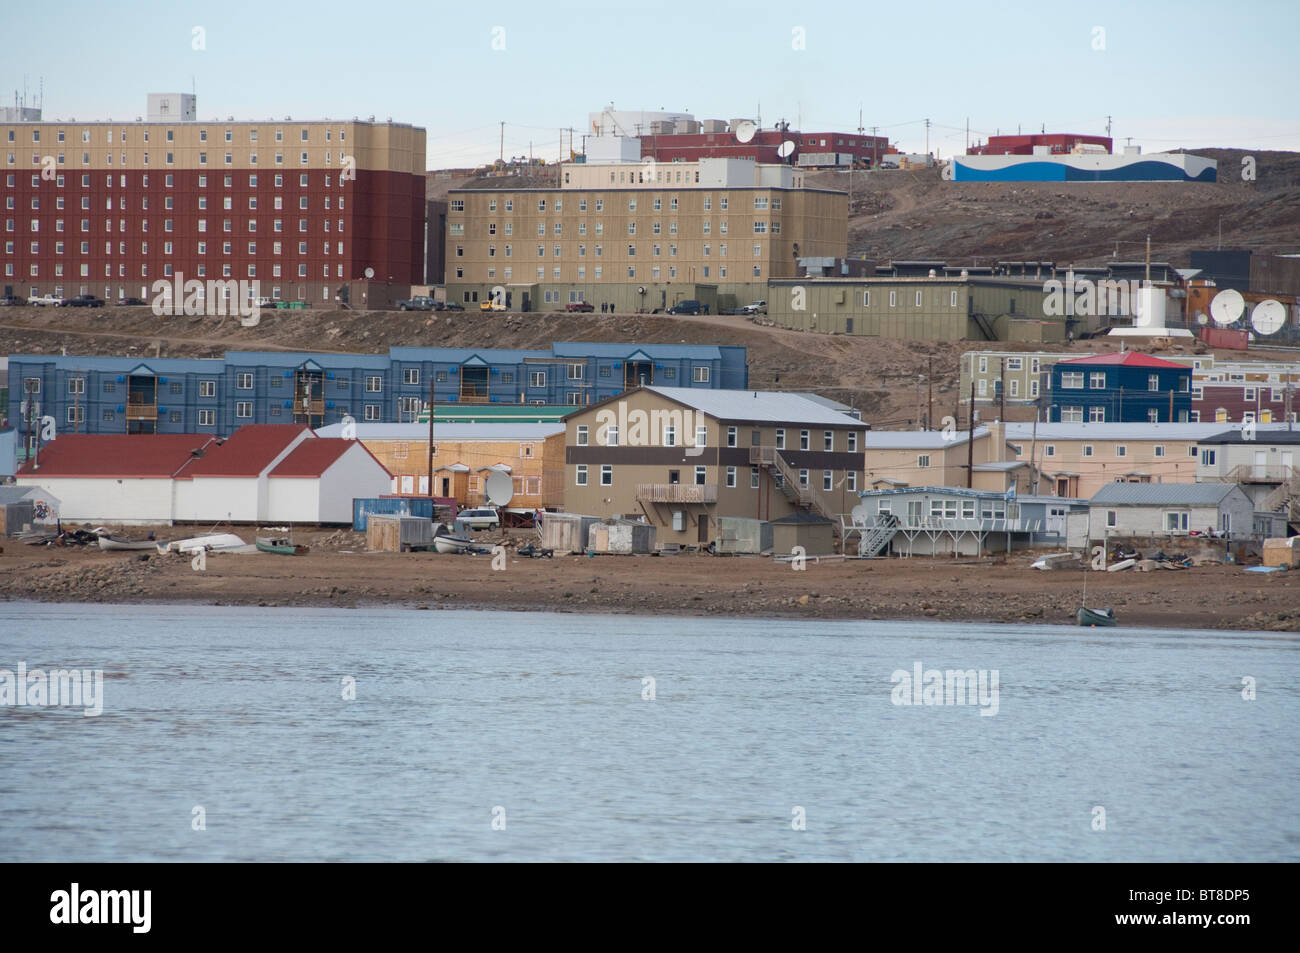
[1077,606,1118,627]
[432,524,480,554]
[97,535,158,552]
[160,533,250,555]
[256,536,309,556]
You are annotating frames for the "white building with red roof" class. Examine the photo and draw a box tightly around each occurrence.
[16,425,390,525]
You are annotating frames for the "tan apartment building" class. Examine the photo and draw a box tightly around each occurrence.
[863,424,1032,494]
[562,387,865,546]
[445,158,846,313]
[997,421,1295,498]
[765,277,1062,342]
[313,422,566,511]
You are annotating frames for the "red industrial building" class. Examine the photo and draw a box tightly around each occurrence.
[640,126,892,167]
[970,133,1113,156]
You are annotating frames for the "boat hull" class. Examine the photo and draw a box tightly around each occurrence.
[1077,607,1118,627]
[97,536,158,551]
[255,538,309,556]
[432,534,476,554]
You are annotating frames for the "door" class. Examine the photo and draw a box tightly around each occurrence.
[1282,451,1293,474]
[440,477,450,497]
[697,513,709,544]
[907,500,923,525]
[1253,450,1267,479]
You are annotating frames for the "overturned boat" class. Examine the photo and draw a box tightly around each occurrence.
[159,533,251,555]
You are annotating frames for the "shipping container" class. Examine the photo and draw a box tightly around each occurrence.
[353,496,439,531]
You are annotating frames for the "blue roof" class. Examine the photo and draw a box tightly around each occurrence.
[552,341,723,360]
[8,355,226,373]
[387,346,552,363]
[225,350,391,369]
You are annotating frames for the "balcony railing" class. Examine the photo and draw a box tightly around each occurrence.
[1224,464,1299,484]
[636,483,718,504]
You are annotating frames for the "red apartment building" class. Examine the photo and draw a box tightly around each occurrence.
[2,97,426,305]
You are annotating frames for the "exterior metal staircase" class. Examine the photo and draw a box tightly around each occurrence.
[749,446,834,520]
[858,513,900,556]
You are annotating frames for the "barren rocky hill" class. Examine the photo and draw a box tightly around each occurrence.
[807,148,1300,266]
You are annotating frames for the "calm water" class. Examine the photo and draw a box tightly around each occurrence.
[1,602,1296,862]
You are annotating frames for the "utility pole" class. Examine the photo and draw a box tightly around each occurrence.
[427,377,435,499]
[499,121,504,163]
[924,118,931,156]
[999,357,1006,421]
[1145,234,1151,283]
[967,377,976,488]
[871,125,879,169]
[1106,115,1112,141]
[927,357,933,431]
[965,117,969,154]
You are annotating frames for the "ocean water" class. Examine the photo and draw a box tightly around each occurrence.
[0,602,1295,862]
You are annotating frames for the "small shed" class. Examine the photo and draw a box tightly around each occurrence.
[540,512,602,554]
[366,515,433,552]
[770,512,836,557]
[714,516,773,555]
[588,519,657,554]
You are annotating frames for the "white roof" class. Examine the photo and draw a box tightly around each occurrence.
[643,387,864,427]
[316,422,562,441]
[1004,421,1293,442]
[864,426,989,450]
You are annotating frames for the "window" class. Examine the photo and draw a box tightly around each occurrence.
[1164,511,1189,532]
[529,371,546,388]
[775,429,785,450]
[1106,510,1117,528]
[600,465,612,486]
[1200,449,1216,466]
[1044,445,1056,458]
[1062,372,1085,389]
[236,372,253,389]
[576,425,588,446]
[236,401,253,418]
[403,368,420,385]
[800,430,810,451]
[726,466,737,488]
[198,409,215,426]
[1061,407,1084,423]
[751,466,760,489]
[1154,445,1165,458]
[576,464,588,486]
[1089,406,1106,422]
[199,380,216,398]
[824,430,833,451]
[1148,374,1160,392]
[1148,408,1160,423]
[727,426,737,448]
[918,454,931,469]
[693,366,709,383]
[1115,445,1127,457]
[1083,444,1094,458]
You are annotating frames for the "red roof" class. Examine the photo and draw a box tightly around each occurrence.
[180,424,311,478]
[16,434,214,478]
[1056,352,1185,369]
[269,438,373,478]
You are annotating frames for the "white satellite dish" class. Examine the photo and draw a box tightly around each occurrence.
[364,266,375,279]
[1209,288,1244,326]
[777,139,795,158]
[849,504,870,525]
[734,120,757,144]
[485,471,514,507]
[1195,311,1208,326]
[1250,299,1286,336]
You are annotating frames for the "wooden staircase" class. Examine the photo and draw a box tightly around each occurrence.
[749,446,835,520]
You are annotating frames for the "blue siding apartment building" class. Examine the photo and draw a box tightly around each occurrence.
[6,342,747,448]
[1048,352,1191,424]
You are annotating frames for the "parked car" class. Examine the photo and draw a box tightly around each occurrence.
[397,295,437,311]
[440,301,465,311]
[742,300,768,315]
[479,299,506,312]
[565,301,595,312]
[667,299,705,315]
[117,296,147,306]
[0,294,20,307]
[254,296,277,308]
[64,294,106,308]
[457,507,501,531]
[28,293,65,307]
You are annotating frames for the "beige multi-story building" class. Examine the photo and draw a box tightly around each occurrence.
[862,424,1031,494]
[562,386,865,546]
[445,158,846,313]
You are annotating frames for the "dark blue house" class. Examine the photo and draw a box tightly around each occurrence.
[1048,352,1191,423]
[6,342,747,452]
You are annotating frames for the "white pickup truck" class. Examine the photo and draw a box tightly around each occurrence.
[27,293,65,307]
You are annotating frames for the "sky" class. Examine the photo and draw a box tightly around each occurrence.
[6,0,1298,168]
